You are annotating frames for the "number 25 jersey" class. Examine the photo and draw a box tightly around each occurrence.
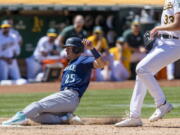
[61,56,94,97]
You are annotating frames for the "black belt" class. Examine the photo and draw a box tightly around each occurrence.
[158,34,179,40]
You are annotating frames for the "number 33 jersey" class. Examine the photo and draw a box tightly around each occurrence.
[61,56,95,97]
[161,0,180,38]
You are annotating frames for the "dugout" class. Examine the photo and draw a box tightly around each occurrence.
[2,0,177,79]
[0,0,164,58]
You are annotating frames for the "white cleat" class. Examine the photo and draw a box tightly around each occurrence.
[149,102,173,122]
[68,114,84,125]
[115,117,142,127]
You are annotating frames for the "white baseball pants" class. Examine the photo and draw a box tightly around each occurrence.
[130,38,180,118]
[0,59,21,80]
[26,56,42,79]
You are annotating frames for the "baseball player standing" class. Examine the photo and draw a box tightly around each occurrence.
[2,37,106,126]
[8,19,23,57]
[0,19,22,57]
[0,21,21,81]
[115,0,180,127]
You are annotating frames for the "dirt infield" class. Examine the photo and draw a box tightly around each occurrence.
[0,80,180,135]
[0,80,180,94]
[1,118,180,135]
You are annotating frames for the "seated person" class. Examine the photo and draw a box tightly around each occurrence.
[87,26,109,53]
[26,28,60,80]
[124,21,146,79]
[108,37,130,81]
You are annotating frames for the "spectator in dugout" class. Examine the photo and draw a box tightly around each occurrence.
[109,37,130,78]
[57,15,87,47]
[96,35,130,81]
[87,26,109,53]
[123,21,146,79]
[87,26,128,81]
[0,19,23,58]
[26,28,60,81]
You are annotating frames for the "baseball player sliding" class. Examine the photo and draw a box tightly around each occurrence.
[2,37,107,126]
[115,0,180,127]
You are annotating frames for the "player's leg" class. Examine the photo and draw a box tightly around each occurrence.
[100,66,111,81]
[136,45,178,105]
[9,59,21,80]
[115,39,180,127]
[111,60,129,81]
[135,40,180,122]
[31,112,83,125]
[24,90,79,117]
[115,76,147,127]
[26,56,42,80]
[0,60,8,80]
[96,68,106,81]
[31,113,69,124]
[167,63,175,80]
[130,76,147,118]
[2,90,79,125]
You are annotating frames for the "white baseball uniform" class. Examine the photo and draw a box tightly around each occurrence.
[26,36,58,79]
[0,33,21,80]
[10,28,22,56]
[129,0,180,118]
[96,54,129,81]
[0,28,22,56]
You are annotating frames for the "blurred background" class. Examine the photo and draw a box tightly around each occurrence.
[0,0,180,85]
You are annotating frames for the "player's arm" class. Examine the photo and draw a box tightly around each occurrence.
[93,55,107,69]
[150,13,180,37]
[82,39,107,69]
[36,38,49,57]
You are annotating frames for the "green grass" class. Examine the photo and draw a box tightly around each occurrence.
[0,87,180,118]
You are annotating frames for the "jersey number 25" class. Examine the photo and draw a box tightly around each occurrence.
[65,74,75,84]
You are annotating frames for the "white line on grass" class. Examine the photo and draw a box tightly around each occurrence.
[106,103,180,108]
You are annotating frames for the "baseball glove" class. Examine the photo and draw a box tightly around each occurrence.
[144,31,156,51]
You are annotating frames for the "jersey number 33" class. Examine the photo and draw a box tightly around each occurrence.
[164,14,174,24]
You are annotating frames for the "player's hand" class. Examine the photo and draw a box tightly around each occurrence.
[139,46,146,53]
[82,39,94,50]
[150,27,159,39]
[4,58,13,64]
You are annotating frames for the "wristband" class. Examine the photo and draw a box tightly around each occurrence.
[91,48,101,59]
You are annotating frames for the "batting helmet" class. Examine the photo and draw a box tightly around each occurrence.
[64,37,84,54]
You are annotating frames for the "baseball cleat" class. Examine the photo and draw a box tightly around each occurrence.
[68,114,84,125]
[2,112,28,126]
[115,117,142,127]
[149,102,173,122]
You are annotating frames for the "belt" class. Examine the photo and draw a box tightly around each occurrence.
[158,34,179,40]
[63,87,80,97]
